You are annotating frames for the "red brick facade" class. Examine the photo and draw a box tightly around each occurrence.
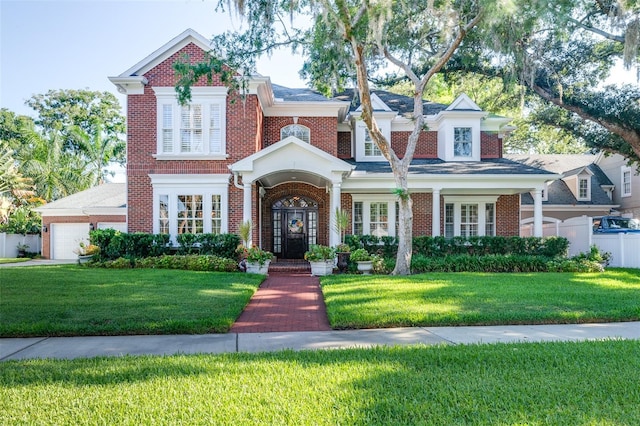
[119,35,531,257]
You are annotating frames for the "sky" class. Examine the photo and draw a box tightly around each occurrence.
[0,0,307,117]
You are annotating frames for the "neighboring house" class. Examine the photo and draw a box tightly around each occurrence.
[35,184,126,259]
[596,152,640,218]
[102,28,556,260]
[505,154,619,231]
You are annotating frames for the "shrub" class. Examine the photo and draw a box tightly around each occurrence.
[304,245,336,261]
[349,248,372,262]
[91,255,238,272]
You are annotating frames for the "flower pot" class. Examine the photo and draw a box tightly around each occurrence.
[336,252,350,273]
[309,260,334,276]
[77,255,93,264]
[246,260,270,275]
[356,260,373,275]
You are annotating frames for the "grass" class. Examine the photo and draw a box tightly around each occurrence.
[0,265,264,337]
[0,258,30,264]
[1,340,639,424]
[321,269,640,329]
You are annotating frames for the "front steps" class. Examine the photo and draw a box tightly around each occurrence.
[268,259,311,274]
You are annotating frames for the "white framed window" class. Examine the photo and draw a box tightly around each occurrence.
[364,129,382,157]
[454,127,472,157]
[354,120,390,162]
[154,87,227,159]
[578,176,590,200]
[281,124,310,143]
[352,195,397,236]
[443,196,497,238]
[622,167,632,197]
[150,174,229,241]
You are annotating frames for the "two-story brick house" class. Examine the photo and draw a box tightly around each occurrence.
[104,28,556,260]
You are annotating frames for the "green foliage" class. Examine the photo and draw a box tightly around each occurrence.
[99,255,239,272]
[304,244,336,262]
[349,248,372,262]
[0,205,40,234]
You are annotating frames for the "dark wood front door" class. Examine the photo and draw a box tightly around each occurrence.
[284,210,306,259]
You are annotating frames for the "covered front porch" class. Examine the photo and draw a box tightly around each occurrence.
[230,136,354,258]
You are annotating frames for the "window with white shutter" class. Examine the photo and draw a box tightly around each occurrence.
[154,87,227,159]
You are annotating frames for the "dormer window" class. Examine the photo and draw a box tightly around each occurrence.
[281,124,310,143]
[454,127,472,157]
[578,176,590,200]
[364,129,382,156]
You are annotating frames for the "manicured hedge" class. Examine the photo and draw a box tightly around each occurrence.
[345,235,569,259]
[89,254,238,272]
[90,230,240,261]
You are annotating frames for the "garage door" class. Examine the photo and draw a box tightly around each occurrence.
[51,223,90,259]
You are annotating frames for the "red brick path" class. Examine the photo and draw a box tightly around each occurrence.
[230,273,331,333]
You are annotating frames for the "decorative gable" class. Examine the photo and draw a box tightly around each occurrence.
[563,167,594,201]
[351,94,396,162]
[435,94,487,162]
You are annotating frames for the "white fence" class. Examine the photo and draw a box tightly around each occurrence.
[0,233,41,258]
[522,215,640,268]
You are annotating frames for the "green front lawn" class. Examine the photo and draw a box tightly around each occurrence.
[2,340,639,424]
[321,269,640,329]
[0,266,264,337]
[0,258,30,264]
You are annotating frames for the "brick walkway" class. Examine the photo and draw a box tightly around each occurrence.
[230,273,331,333]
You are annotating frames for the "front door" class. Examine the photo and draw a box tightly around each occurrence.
[272,196,319,259]
[285,211,306,259]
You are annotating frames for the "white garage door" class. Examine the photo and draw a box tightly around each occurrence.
[51,223,90,259]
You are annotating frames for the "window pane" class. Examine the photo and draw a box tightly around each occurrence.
[273,211,282,253]
[454,127,472,157]
[281,124,310,143]
[159,194,169,234]
[624,170,631,195]
[210,104,222,153]
[445,203,454,238]
[485,203,495,236]
[354,202,363,235]
[177,195,203,234]
[461,204,478,237]
[370,202,388,237]
[579,178,589,198]
[364,129,382,156]
[211,195,221,234]
[307,210,317,246]
[162,105,173,153]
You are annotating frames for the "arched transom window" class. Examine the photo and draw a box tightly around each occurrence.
[280,124,310,143]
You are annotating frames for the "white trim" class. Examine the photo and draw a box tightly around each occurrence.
[351,194,397,237]
[622,166,632,198]
[150,174,230,239]
[153,87,227,158]
[442,195,498,237]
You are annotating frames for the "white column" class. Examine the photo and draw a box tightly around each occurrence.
[243,182,253,245]
[330,181,342,247]
[533,189,543,237]
[432,189,441,236]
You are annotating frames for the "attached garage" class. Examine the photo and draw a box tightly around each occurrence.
[35,184,127,259]
[51,223,91,259]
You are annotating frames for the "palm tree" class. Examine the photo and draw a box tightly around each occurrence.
[0,144,33,223]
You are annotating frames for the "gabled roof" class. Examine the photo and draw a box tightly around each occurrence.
[506,154,616,206]
[35,184,126,216]
[332,89,448,116]
[117,28,212,78]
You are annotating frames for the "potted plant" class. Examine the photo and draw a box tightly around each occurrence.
[16,243,29,258]
[350,248,373,274]
[335,243,351,273]
[244,245,272,274]
[74,242,100,264]
[304,244,336,276]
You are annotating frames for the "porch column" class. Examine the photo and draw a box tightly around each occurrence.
[432,188,441,236]
[533,189,543,237]
[243,182,253,245]
[330,181,342,247]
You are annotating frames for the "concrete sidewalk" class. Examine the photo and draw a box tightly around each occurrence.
[2,321,639,361]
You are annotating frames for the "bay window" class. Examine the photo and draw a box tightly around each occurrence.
[150,175,229,240]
